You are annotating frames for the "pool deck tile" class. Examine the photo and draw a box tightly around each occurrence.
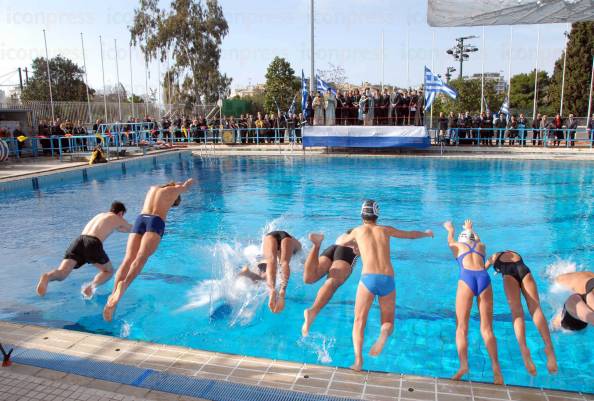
[0,321,590,401]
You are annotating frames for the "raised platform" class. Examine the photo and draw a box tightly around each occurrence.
[302,125,430,148]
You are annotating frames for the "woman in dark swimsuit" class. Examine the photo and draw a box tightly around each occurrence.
[262,231,302,314]
[552,271,594,332]
[485,251,558,375]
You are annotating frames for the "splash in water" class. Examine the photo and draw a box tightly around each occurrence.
[297,333,336,364]
[178,242,268,326]
[80,282,95,301]
[120,321,132,338]
[544,258,583,293]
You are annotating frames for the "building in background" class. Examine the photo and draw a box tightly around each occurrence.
[466,72,507,94]
[231,83,266,98]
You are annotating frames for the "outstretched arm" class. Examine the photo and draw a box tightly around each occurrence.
[176,178,195,193]
[443,221,458,257]
[385,226,433,239]
[484,253,500,270]
[116,216,132,233]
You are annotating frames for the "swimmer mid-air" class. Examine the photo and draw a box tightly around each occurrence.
[261,231,302,313]
[485,250,558,375]
[103,179,194,321]
[443,220,503,385]
[36,202,131,298]
[302,230,358,337]
[551,271,594,331]
[341,200,433,372]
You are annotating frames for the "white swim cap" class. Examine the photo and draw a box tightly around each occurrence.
[458,229,476,243]
[361,200,379,220]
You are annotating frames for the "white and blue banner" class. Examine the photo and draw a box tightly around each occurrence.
[316,76,337,96]
[302,126,430,148]
[424,66,457,109]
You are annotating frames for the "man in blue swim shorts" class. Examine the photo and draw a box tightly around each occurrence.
[103,178,195,321]
[341,200,433,371]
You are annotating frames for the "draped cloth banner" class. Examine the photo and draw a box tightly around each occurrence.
[302,126,430,148]
[427,0,594,27]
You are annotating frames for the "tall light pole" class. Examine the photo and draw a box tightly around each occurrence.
[446,36,479,80]
[310,0,315,94]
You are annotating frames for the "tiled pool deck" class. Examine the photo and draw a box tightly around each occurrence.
[0,321,590,401]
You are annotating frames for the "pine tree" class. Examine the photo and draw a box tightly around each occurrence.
[263,57,298,115]
[548,22,594,117]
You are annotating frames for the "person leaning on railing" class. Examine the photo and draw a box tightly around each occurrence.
[448,112,459,145]
[532,113,542,146]
[589,114,594,143]
[507,115,519,146]
[480,112,493,146]
[565,114,578,147]
[518,113,528,146]
[552,114,564,147]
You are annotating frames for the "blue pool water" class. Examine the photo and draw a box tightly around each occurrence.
[0,153,592,393]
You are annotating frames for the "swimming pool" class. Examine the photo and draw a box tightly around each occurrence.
[0,153,592,393]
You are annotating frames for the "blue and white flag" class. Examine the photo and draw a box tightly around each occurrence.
[287,96,296,116]
[316,75,337,96]
[424,66,457,109]
[499,97,510,116]
[301,70,309,113]
[482,95,490,116]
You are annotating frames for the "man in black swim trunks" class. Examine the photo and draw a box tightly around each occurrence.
[36,202,131,298]
[302,230,358,337]
[262,230,301,313]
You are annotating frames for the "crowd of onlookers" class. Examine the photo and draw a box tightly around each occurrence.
[437,111,594,147]
[305,87,424,126]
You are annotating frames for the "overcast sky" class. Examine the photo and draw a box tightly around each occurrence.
[0,0,568,97]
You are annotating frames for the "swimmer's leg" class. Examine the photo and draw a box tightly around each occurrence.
[303,261,349,337]
[110,233,142,294]
[83,262,114,298]
[503,276,536,376]
[263,235,279,312]
[274,237,295,313]
[521,273,558,374]
[453,280,473,381]
[477,286,503,385]
[303,233,329,284]
[37,259,77,296]
[351,282,374,372]
[370,288,395,357]
[103,233,159,321]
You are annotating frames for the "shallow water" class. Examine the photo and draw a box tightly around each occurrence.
[0,155,592,393]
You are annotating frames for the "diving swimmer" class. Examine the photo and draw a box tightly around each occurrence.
[36,201,131,298]
[261,231,302,313]
[302,230,359,337]
[485,251,558,375]
[341,200,433,371]
[443,220,503,385]
[551,271,594,331]
[102,179,194,321]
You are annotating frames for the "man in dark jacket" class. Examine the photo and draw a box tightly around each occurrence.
[565,114,578,147]
[494,113,507,146]
[532,113,542,146]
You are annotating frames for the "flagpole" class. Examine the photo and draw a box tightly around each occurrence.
[99,35,108,123]
[309,0,315,94]
[144,60,149,117]
[506,26,513,115]
[586,56,594,142]
[157,57,162,120]
[532,26,540,120]
[129,45,135,119]
[430,30,435,130]
[560,23,569,117]
[406,29,410,88]
[381,31,384,92]
[166,52,172,115]
[114,39,122,122]
[80,33,92,124]
[42,29,55,124]
[480,26,485,114]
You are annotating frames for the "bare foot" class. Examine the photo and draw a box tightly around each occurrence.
[350,357,363,372]
[302,308,316,337]
[369,330,390,356]
[493,369,504,385]
[452,366,468,381]
[103,282,123,322]
[268,289,277,312]
[82,284,94,299]
[545,347,558,374]
[36,274,49,296]
[308,233,324,246]
[274,291,286,313]
[521,350,537,376]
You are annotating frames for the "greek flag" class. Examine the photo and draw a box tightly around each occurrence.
[301,70,308,113]
[482,95,491,116]
[316,75,337,95]
[500,97,510,116]
[424,66,457,109]
[287,96,296,116]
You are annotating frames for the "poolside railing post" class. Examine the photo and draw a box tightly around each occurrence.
[256,128,259,144]
[58,137,63,161]
[478,128,481,147]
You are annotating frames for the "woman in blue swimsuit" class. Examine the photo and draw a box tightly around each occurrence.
[443,220,503,385]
